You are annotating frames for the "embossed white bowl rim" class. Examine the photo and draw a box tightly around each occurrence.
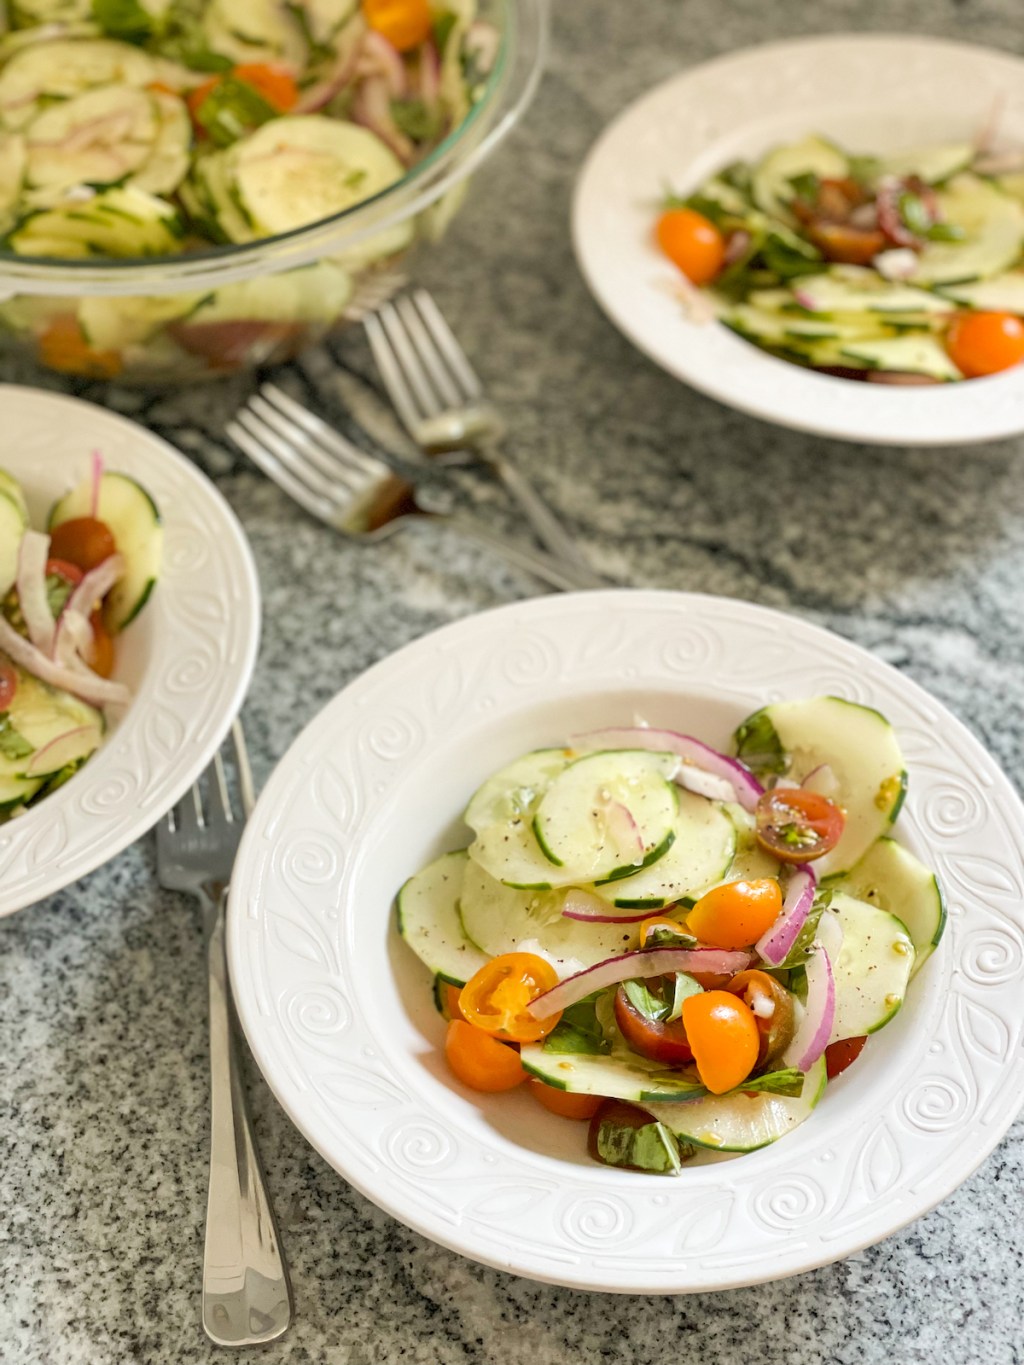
[573,34,1024,446]
[0,385,260,915]
[227,590,1024,1292]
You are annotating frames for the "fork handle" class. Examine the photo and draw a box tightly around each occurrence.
[202,891,292,1347]
[443,512,607,592]
[481,446,597,576]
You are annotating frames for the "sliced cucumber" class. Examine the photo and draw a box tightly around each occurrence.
[646,1057,827,1152]
[8,186,183,258]
[792,268,956,315]
[0,468,28,522]
[533,750,679,882]
[752,135,848,222]
[937,271,1024,313]
[228,117,406,240]
[0,771,42,815]
[129,91,192,197]
[724,301,896,346]
[395,850,488,987]
[0,668,103,780]
[49,470,162,631]
[828,836,944,977]
[202,0,308,67]
[469,817,564,890]
[463,748,569,833]
[77,293,199,351]
[825,893,915,1042]
[591,790,735,909]
[881,142,974,185]
[913,174,1024,285]
[181,260,354,326]
[734,697,907,875]
[519,1043,706,1103]
[839,334,962,380]
[0,38,157,128]
[0,486,27,597]
[459,858,638,973]
[23,86,159,200]
[0,133,26,233]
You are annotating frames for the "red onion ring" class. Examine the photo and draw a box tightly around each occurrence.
[0,615,129,709]
[570,726,763,812]
[755,865,817,966]
[527,945,751,1018]
[783,915,842,1071]
[15,530,54,655]
[561,887,661,924]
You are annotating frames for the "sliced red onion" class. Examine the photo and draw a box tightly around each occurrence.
[23,723,102,777]
[561,887,657,924]
[16,530,54,655]
[52,608,94,668]
[351,75,413,162]
[877,178,919,247]
[755,865,817,966]
[783,919,841,1072]
[90,449,103,519]
[674,766,737,803]
[418,40,440,106]
[723,228,752,267]
[60,553,123,640]
[527,945,751,1019]
[602,797,643,863]
[359,29,408,97]
[296,23,362,112]
[0,615,129,709]
[570,727,763,812]
[792,285,818,311]
[802,763,840,799]
[874,248,918,281]
[464,20,500,75]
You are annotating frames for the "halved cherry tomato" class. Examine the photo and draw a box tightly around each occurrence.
[361,0,431,51]
[613,983,693,1066]
[755,788,845,864]
[233,63,299,111]
[946,311,1024,378]
[639,915,689,947]
[681,990,759,1094]
[458,952,562,1043]
[806,222,887,265]
[48,518,116,574]
[88,612,115,679]
[725,968,795,1065]
[587,1098,663,1168]
[527,1078,602,1120]
[655,207,726,285]
[825,1034,867,1080]
[0,660,16,710]
[45,558,83,587]
[38,315,122,379]
[444,1020,526,1092]
[686,878,782,950]
[440,983,466,1022]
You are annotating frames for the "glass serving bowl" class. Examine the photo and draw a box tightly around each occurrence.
[0,0,547,384]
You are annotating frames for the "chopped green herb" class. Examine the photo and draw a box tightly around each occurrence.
[542,994,610,1055]
[0,716,32,762]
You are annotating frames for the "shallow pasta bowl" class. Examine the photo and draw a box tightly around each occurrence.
[226,589,1024,1292]
[573,34,1024,445]
[0,386,259,915]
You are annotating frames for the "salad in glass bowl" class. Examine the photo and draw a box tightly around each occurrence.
[398,697,945,1175]
[655,133,1024,384]
[0,458,160,820]
[0,0,545,381]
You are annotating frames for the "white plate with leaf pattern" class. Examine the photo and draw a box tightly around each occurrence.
[227,590,1024,1292]
[573,34,1024,445]
[0,386,259,916]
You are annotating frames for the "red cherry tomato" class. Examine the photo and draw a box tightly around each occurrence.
[655,207,726,284]
[946,311,1024,378]
[459,952,562,1043]
[48,518,116,574]
[0,659,16,710]
[755,788,845,863]
[825,1035,867,1079]
[613,983,694,1066]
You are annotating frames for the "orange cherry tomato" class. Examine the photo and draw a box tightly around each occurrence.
[825,1035,867,1080]
[655,207,726,285]
[458,952,562,1043]
[444,1020,526,1092]
[88,611,115,679]
[186,75,221,125]
[48,518,117,574]
[686,878,782,950]
[38,315,122,380]
[527,1078,603,1120]
[440,982,466,1022]
[755,788,845,864]
[613,983,694,1066]
[946,311,1024,378]
[361,0,431,51]
[681,990,759,1094]
[233,63,300,111]
[639,915,689,947]
[0,660,16,710]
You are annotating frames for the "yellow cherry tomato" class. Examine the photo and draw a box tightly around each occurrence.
[681,990,760,1094]
[527,1078,603,1120]
[655,207,726,284]
[686,878,782,949]
[444,1020,526,1092]
[946,311,1024,378]
[459,952,562,1043]
[361,0,431,51]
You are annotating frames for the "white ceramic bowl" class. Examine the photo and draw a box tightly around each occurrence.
[227,590,1024,1292]
[573,34,1024,445]
[0,386,260,915]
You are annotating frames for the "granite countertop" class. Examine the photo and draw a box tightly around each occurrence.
[2,1,1024,1361]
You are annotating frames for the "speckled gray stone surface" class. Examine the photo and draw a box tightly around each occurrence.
[2,1,1024,1361]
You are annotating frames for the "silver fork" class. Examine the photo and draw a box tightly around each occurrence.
[227,384,605,592]
[365,289,594,573]
[155,722,292,1348]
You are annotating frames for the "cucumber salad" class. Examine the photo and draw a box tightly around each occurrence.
[0,460,161,821]
[0,1,496,378]
[398,698,946,1174]
[656,133,1024,383]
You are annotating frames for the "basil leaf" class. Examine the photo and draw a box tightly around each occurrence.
[760,231,823,280]
[638,925,699,950]
[0,716,32,762]
[732,1067,805,1098]
[898,191,932,236]
[542,994,610,1056]
[195,78,278,147]
[46,572,74,619]
[390,98,442,143]
[787,170,820,202]
[92,0,158,41]
[622,977,671,1023]
[432,10,457,50]
[924,222,965,242]
[773,893,833,969]
[666,972,702,1023]
[719,160,754,196]
[733,709,788,777]
[595,1116,685,1175]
